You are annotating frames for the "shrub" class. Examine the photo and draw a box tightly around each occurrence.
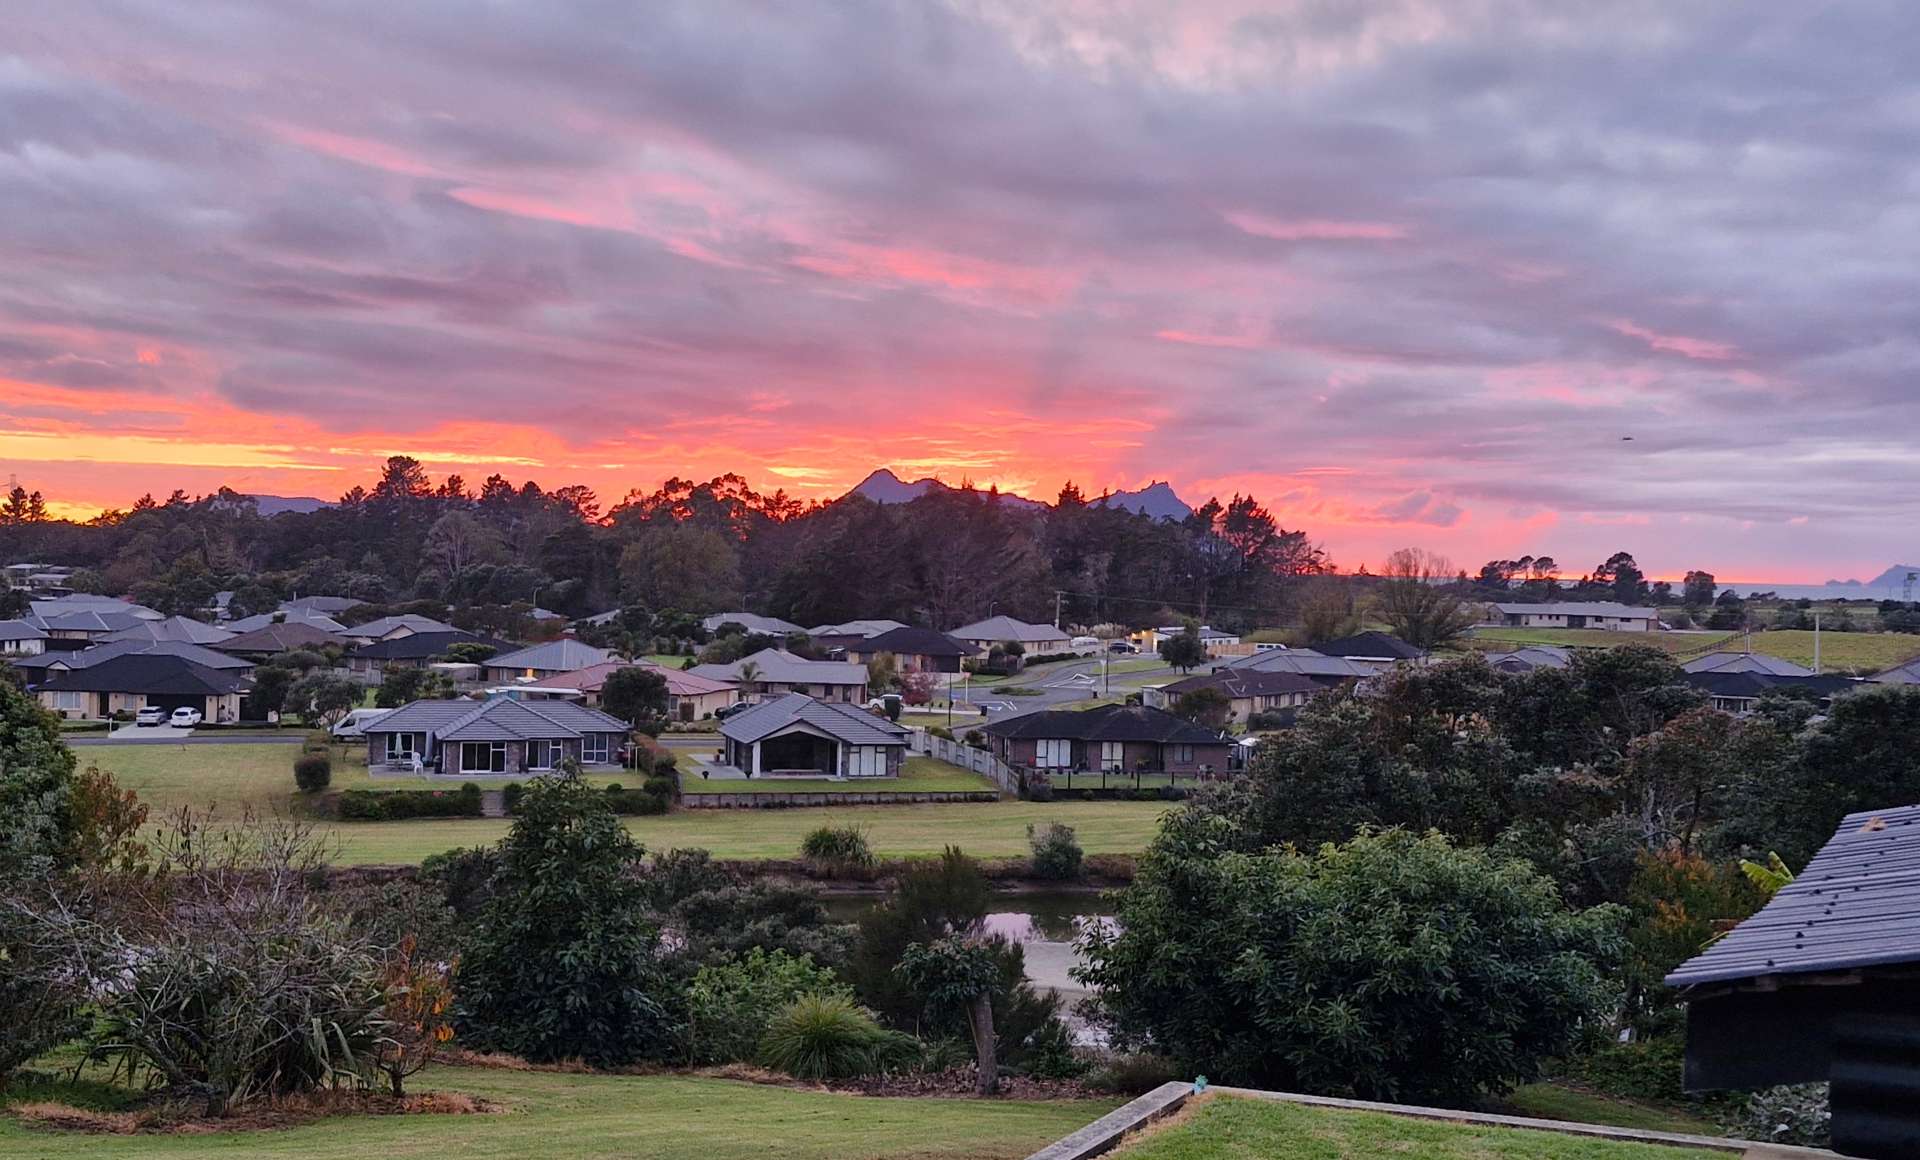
[1024,778,1054,802]
[757,995,918,1080]
[336,784,482,820]
[643,774,677,799]
[1738,1084,1830,1147]
[456,776,684,1066]
[1027,821,1083,880]
[1245,710,1291,731]
[687,949,852,1065]
[604,787,670,815]
[962,729,986,748]
[1560,1036,1687,1104]
[1019,1017,1087,1079]
[1080,823,1627,1105]
[1088,1052,1180,1095]
[653,752,678,777]
[501,782,526,814]
[927,725,955,741]
[800,825,874,873]
[293,752,332,793]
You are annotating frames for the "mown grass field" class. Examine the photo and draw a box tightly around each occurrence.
[0,1067,1114,1160]
[680,755,997,795]
[1466,626,1920,673]
[323,801,1167,865]
[1109,1096,1710,1160]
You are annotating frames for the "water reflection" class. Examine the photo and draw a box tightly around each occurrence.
[827,891,1115,1006]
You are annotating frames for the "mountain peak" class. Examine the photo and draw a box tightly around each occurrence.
[1096,480,1193,521]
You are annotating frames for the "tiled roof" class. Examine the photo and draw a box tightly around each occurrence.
[18,640,253,672]
[853,626,972,657]
[0,618,48,641]
[226,608,349,634]
[809,619,908,638]
[985,704,1227,744]
[1216,649,1377,679]
[541,661,737,697]
[1315,631,1425,660]
[349,614,458,639]
[283,596,364,614]
[1684,671,1867,701]
[1668,804,1920,988]
[34,652,250,695]
[486,638,614,672]
[719,693,908,746]
[105,616,238,645]
[350,630,513,660]
[701,612,805,636]
[366,696,629,742]
[1161,669,1321,698]
[689,648,868,686]
[213,622,350,654]
[1682,651,1815,677]
[1483,645,1572,671]
[947,615,1070,643]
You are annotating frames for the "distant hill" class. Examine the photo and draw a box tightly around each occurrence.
[1095,481,1193,521]
[1855,564,1920,588]
[844,469,1042,509]
[248,494,333,516]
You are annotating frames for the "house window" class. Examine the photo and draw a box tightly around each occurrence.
[582,734,610,764]
[49,690,84,711]
[459,741,507,774]
[527,739,563,770]
[1099,741,1124,771]
[385,732,421,762]
[1035,739,1071,768]
[1171,744,1194,764]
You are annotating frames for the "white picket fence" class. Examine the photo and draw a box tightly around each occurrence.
[909,728,1018,794]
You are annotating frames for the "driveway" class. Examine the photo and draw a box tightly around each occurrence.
[104,722,196,742]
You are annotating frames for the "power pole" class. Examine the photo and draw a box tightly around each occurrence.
[1054,590,1064,629]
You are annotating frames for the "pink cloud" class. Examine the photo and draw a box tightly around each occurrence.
[1224,210,1409,242]
[1607,319,1740,362]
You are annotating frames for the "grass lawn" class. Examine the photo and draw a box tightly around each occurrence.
[1109,1096,1710,1159]
[645,653,692,667]
[1501,1084,1720,1137]
[324,800,1169,865]
[1465,626,1920,674]
[0,1066,1114,1160]
[681,755,997,795]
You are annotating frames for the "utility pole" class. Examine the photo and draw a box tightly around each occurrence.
[1054,590,1064,629]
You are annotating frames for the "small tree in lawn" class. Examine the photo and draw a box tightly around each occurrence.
[1157,624,1206,673]
[601,666,669,726]
[285,672,362,730]
[373,934,456,1097]
[897,937,1004,1095]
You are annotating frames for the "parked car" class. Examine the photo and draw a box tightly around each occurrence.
[134,706,166,727]
[1108,641,1140,654]
[714,701,752,721]
[169,707,204,728]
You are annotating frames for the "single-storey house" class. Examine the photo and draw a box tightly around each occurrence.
[1684,670,1868,714]
[0,618,48,657]
[689,648,868,703]
[1138,624,1240,654]
[1681,651,1813,677]
[1667,804,1920,1158]
[482,638,615,684]
[1151,668,1322,725]
[1314,631,1426,666]
[983,704,1231,775]
[537,660,739,720]
[104,615,238,646]
[283,595,364,616]
[34,651,249,722]
[701,611,805,637]
[946,615,1072,657]
[30,608,152,641]
[363,696,631,775]
[15,639,254,679]
[1484,601,1659,632]
[809,619,907,639]
[718,692,908,778]
[225,607,350,634]
[841,626,972,674]
[1212,647,1377,687]
[212,621,352,659]
[345,614,459,643]
[1482,645,1572,673]
[345,629,514,682]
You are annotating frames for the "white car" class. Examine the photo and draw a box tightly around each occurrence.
[134,706,167,727]
[168,707,204,728]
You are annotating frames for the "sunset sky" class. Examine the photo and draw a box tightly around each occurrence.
[3,3,1917,581]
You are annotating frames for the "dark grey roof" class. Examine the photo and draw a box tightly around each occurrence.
[984,704,1227,745]
[1684,671,1868,702]
[1482,645,1572,672]
[30,609,150,634]
[367,696,629,742]
[1315,631,1425,660]
[852,626,971,657]
[104,616,238,645]
[34,653,249,695]
[1216,648,1377,679]
[349,614,458,639]
[1682,651,1814,677]
[350,630,512,660]
[701,612,805,636]
[226,608,350,634]
[18,639,252,672]
[719,693,909,746]
[1668,805,1920,988]
[1161,669,1321,698]
[0,618,48,641]
[214,622,350,654]
[947,615,1070,643]
[284,595,364,614]
[1877,658,1920,685]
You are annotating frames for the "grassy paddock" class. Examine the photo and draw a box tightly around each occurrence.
[680,755,997,795]
[1110,1095,1709,1159]
[1465,626,1920,673]
[0,1067,1113,1160]
[1465,628,1731,654]
[325,800,1169,865]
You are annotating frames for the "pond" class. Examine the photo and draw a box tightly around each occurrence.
[826,890,1117,1037]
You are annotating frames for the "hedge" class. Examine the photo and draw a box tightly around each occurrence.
[337,783,484,820]
[500,780,670,816]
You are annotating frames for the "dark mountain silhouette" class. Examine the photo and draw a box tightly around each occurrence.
[1095,481,1192,521]
[845,468,1195,519]
[247,494,333,516]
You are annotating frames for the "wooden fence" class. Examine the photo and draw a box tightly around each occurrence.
[909,728,1018,794]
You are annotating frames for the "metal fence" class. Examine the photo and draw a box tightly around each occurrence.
[1033,766,1209,792]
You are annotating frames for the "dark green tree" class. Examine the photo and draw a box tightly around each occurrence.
[601,666,669,725]
[456,776,683,1065]
[1156,624,1207,673]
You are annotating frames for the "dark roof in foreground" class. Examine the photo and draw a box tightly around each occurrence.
[1314,631,1425,660]
[1667,804,1920,989]
[1683,671,1868,701]
[1161,669,1322,698]
[984,703,1227,744]
[853,626,972,657]
[214,621,350,654]
[350,630,514,660]
[34,653,250,695]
